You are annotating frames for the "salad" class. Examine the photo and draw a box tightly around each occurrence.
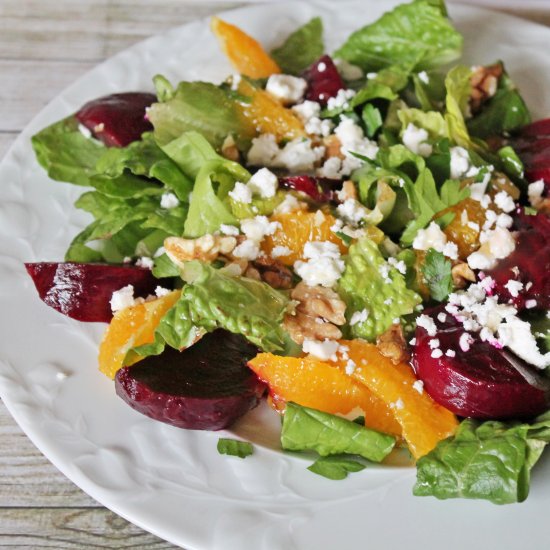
[25,0,550,505]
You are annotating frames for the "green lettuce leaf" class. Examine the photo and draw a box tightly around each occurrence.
[338,237,422,340]
[31,116,105,186]
[271,17,324,75]
[397,107,449,140]
[444,65,473,149]
[421,248,453,301]
[334,0,462,72]
[217,438,254,459]
[281,402,395,462]
[414,413,550,504]
[308,456,367,480]
[130,261,298,361]
[147,81,254,148]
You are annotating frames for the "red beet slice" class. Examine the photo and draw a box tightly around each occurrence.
[115,330,266,430]
[25,262,158,323]
[486,211,550,310]
[279,175,341,202]
[413,307,550,419]
[512,118,550,184]
[76,92,156,147]
[302,55,345,106]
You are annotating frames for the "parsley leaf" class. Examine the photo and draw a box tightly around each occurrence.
[308,456,366,480]
[421,248,453,301]
[217,438,254,459]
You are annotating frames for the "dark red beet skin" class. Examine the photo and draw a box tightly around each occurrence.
[279,175,341,202]
[25,262,158,323]
[302,55,345,106]
[486,211,550,310]
[115,331,266,430]
[513,118,550,186]
[76,92,156,147]
[413,307,550,419]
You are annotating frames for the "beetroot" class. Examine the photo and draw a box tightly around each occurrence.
[76,92,156,147]
[486,211,550,310]
[25,262,158,323]
[512,118,550,185]
[115,331,266,430]
[413,307,550,419]
[279,175,341,202]
[302,55,345,105]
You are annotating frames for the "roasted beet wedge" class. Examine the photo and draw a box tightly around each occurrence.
[487,211,550,310]
[76,92,156,147]
[115,331,266,430]
[25,262,158,323]
[413,307,550,419]
[302,55,345,105]
[279,175,341,202]
[512,118,550,185]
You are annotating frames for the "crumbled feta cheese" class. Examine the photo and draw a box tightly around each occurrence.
[350,309,369,326]
[528,179,545,208]
[247,168,278,199]
[274,138,325,172]
[497,318,550,368]
[160,192,180,209]
[294,241,345,287]
[345,359,357,375]
[526,299,537,309]
[292,100,320,122]
[136,257,154,270]
[228,181,253,204]
[387,257,407,275]
[412,221,458,259]
[449,146,471,179]
[240,216,280,243]
[274,193,302,214]
[271,245,292,258]
[303,338,340,361]
[429,338,440,349]
[437,312,447,323]
[247,134,279,166]
[445,349,456,358]
[219,224,240,236]
[336,198,369,226]
[504,279,523,298]
[232,239,260,261]
[110,285,136,313]
[409,337,417,346]
[494,191,515,213]
[431,348,443,359]
[459,332,473,352]
[335,117,379,161]
[326,88,356,111]
[402,123,432,157]
[318,156,343,179]
[412,380,424,394]
[417,314,437,337]
[467,227,516,270]
[155,286,171,297]
[266,74,307,104]
[78,123,92,138]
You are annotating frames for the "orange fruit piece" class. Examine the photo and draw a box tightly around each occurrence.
[261,210,348,266]
[237,79,305,142]
[436,198,486,260]
[98,290,181,379]
[248,353,403,437]
[339,340,458,459]
[211,17,281,79]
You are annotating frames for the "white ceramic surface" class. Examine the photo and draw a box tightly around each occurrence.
[1,2,550,549]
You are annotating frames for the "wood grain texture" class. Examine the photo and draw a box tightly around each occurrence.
[0,1,549,548]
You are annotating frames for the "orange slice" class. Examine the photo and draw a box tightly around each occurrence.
[98,290,181,379]
[211,17,281,79]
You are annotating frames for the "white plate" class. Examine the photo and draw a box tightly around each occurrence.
[1,2,550,549]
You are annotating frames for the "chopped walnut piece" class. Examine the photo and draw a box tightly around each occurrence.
[221,135,240,162]
[376,323,410,365]
[451,261,476,289]
[284,282,346,344]
[252,256,293,289]
[470,63,503,114]
[323,134,344,159]
[164,234,237,268]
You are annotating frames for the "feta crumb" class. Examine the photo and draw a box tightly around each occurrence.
[232,239,260,261]
[266,74,307,104]
[336,198,369,226]
[498,317,550,368]
[292,100,321,122]
[409,337,417,346]
[412,380,424,394]
[350,309,369,326]
[445,349,456,358]
[247,168,278,199]
[417,71,430,84]
[345,359,357,375]
[219,224,240,236]
[160,192,180,209]
[110,285,136,313]
[437,312,447,323]
[136,257,154,270]
[431,348,443,359]
[228,181,252,204]
[528,179,545,208]
[494,190,515,213]
[274,193,303,214]
[274,138,325,172]
[429,338,440,349]
[294,241,345,287]
[459,332,474,352]
[247,134,279,166]
[240,216,280,242]
[326,88,356,111]
[402,123,432,157]
[303,338,340,361]
[412,221,457,259]
[271,245,292,258]
[449,146,471,179]
[504,279,523,298]
[525,299,537,309]
[417,314,437,337]
[155,286,171,297]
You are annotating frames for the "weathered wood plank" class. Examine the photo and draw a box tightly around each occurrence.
[0,508,176,549]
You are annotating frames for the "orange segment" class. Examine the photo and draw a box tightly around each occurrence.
[248,353,402,437]
[98,290,181,379]
[338,340,458,458]
[211,17,281,79]
[237,79,305,141]
[261,210,348,266]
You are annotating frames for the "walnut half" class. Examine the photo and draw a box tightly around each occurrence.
[284,282,346,345]
[164,234,237,268]
[376,323,410,365]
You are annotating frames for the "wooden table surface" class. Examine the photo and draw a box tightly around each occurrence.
[1,1,549,548]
